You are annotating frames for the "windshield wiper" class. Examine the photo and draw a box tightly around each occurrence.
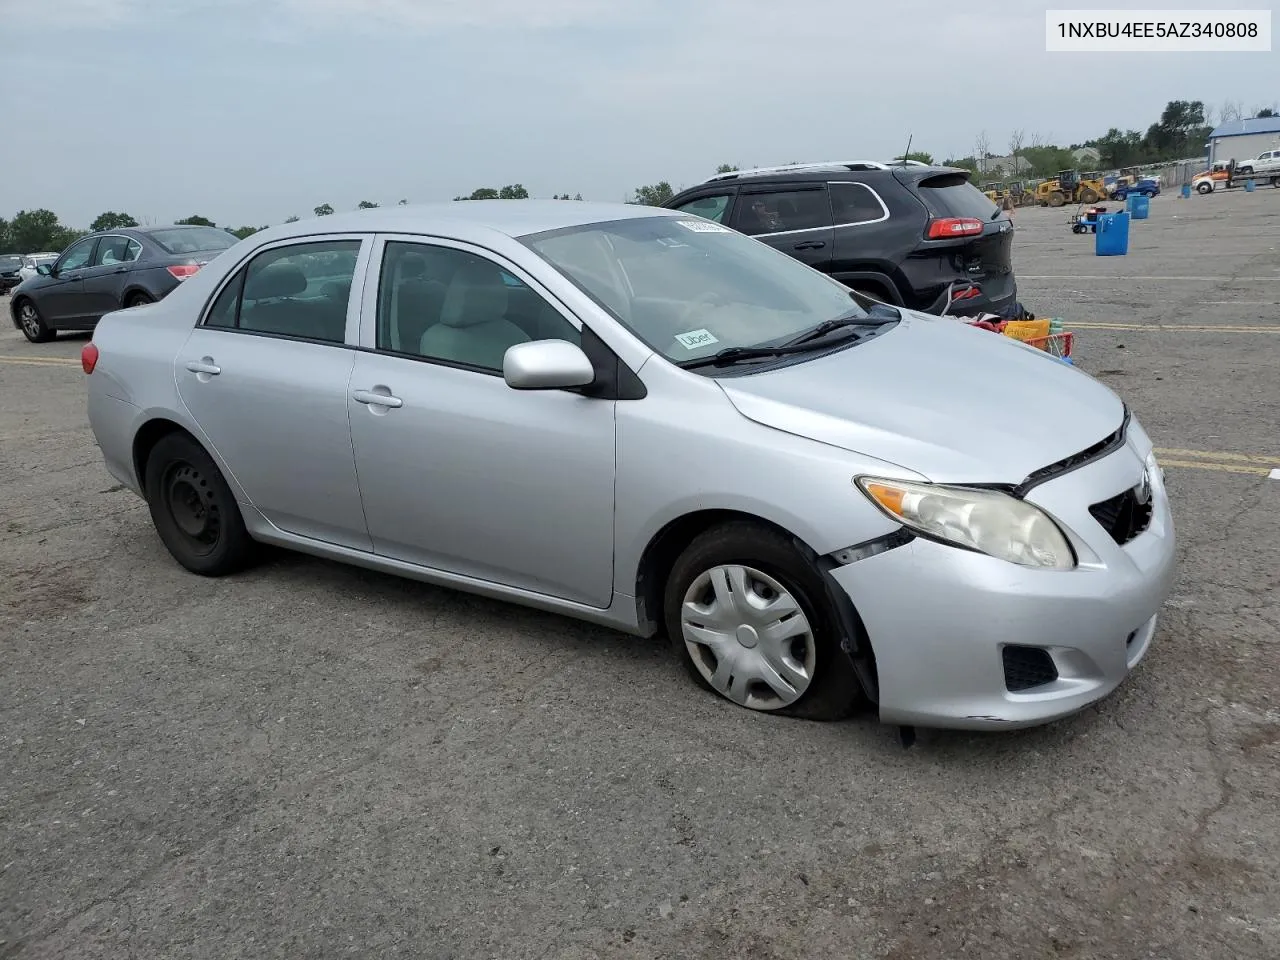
[682,305,900,370]
[783,304,900,347]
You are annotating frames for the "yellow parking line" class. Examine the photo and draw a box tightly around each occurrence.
[1155,447,1280,466]
[0,355,81,366]
[1157,459,1273,476]
[1070,322,1280,333]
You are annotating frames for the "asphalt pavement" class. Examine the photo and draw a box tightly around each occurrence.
[1,187,1278,959]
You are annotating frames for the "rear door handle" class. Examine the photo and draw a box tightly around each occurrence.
[352,388,402,408]
[185,359,220,375]
[793,240,826,250]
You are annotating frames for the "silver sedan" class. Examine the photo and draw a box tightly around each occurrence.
[82,200,1176,731]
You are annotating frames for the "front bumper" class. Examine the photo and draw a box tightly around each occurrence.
[830,433,1176,730]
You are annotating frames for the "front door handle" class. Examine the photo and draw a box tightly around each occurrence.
[352,388,402,408]
[793,240,826,250]
[185,359,220,375]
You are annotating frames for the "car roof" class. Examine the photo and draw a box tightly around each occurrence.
[669,162,970,198]
[250,200,679,245]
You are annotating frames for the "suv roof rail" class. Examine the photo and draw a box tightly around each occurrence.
[705,158,930,182]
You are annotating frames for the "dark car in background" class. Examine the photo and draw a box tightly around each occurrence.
[664,160,1016,318]
[9,224,237,342]
[0,254,25,295]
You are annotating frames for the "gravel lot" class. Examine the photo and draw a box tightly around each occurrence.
[2,188,1278,959]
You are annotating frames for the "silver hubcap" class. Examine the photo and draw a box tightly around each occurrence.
[681,564,816,711]
[19,305,40,338]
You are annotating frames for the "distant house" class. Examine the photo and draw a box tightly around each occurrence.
[979,154,1033,176]
[1072,146,1101,165]
[1207,117,1280,165]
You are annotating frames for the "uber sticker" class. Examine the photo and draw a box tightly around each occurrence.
[676,219,731,233]
[675,328,719,349]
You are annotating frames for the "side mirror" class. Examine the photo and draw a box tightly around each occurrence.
[36,264,53,276]
[503,339,595,390]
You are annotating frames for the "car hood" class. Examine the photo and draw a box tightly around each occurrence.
[717,312,1125,485]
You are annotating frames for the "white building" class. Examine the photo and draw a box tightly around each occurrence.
[1207,117,1280,166]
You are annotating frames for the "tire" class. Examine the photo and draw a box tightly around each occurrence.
[663,521,864,721]
[126,291,154,308]
[143,431,257,576]
[1197,181,1213,195]
[1049,191,1066,208]
[15,298,55,343]
[1079,187,1099,204]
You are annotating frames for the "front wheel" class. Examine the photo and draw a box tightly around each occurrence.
[1197,181,1213,194]
[15,299,55,343]
[144,431,257,576]
[663,521,864,721]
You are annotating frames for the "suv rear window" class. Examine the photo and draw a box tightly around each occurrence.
[915,174,1000,220]
[149,227,237,254]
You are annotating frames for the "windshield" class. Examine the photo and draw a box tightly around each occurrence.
[521,216,866,364]
[0,255,22,269]
[148,227,236,255]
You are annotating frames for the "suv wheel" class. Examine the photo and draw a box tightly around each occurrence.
[663,521,863,721]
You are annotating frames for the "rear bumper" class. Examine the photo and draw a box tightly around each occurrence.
[830,433,1176,730]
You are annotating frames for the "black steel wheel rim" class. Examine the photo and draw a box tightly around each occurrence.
[163,461,221,554]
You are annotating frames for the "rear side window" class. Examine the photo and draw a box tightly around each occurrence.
[736,188,832,235]
[829,182,887,225]
[915,174,1000,219]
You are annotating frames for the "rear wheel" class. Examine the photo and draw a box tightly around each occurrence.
[1079,187,1099,204]
[143,432,257,576]
[663,521,864,721]
[1049,191,1066,207]
[16,299,55,343]
[126,291,154,308]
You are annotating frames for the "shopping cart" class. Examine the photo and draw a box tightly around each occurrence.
[1022,331,1074,362]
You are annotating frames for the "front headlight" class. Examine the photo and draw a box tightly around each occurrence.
[855,477,1076,569]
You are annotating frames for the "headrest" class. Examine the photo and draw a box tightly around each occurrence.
[399,254,426,279]
[439,259,509,328]
[245,263,307,300]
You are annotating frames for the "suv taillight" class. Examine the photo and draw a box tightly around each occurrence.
[167,264,201,281]
[926,217,984,239]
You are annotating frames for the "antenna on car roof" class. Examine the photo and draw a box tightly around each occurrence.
[897,132,913,165]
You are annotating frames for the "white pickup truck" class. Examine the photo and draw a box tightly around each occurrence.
[1236,149,1280,180]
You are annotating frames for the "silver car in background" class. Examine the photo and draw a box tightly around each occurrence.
[82,201,1175,731]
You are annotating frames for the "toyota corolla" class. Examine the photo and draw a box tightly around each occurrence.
[82,200,1175,731]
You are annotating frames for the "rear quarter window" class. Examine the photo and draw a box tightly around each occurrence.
[914,174,1001,220]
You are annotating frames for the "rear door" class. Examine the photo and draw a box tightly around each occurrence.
[174,234,374,551]
[81,235,142,317]
[729,183,835,271]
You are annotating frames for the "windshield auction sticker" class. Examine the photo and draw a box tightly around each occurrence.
[676,220,732,233]
[675,329,719,349]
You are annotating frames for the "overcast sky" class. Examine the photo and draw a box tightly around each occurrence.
[3,0,1275,228]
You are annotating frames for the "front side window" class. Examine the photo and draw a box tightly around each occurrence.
[672,194,732,223]
[522,215,865,365]
[376,241,578,372]
[57,238,96,272]
[735,188,832,236]
[203,239,360,343]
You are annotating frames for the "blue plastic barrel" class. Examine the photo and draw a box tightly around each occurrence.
[1095,212,1130,256]
[1245,179,1256,192]
[1181,183,1191,198]
[1130,194,1150,219]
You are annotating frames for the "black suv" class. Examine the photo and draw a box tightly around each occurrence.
[664,160,1016,317]
[0,254,24,295]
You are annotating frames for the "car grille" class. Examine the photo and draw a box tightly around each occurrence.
[1089,485,1153,545]
[1002,646,1059,692]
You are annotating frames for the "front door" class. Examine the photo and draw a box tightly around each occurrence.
[346,237,616,607]
[174,235,373,551]
[41,236,97,325]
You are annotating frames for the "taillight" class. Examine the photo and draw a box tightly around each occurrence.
[926,217,984,239]
[81,342,99,374]
[166,264,201,281]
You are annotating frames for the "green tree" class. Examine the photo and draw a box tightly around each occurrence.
[498,184,529,199]
[10,209,81,253]
[1257,107,1277,118]
[90,211,139,232]
[630,182,674,205]
[454,188,500,200]
[175,214,216,227]
[313,203,334,217]
[228,225,262,240]
[715,163,740,174]
[0,217,12,254]
[943,156,980,174]
[552,192,584,200]
[398,199,409,205]
[285,215,300,223]
[357,200,379,209]
[893,151,934,165]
